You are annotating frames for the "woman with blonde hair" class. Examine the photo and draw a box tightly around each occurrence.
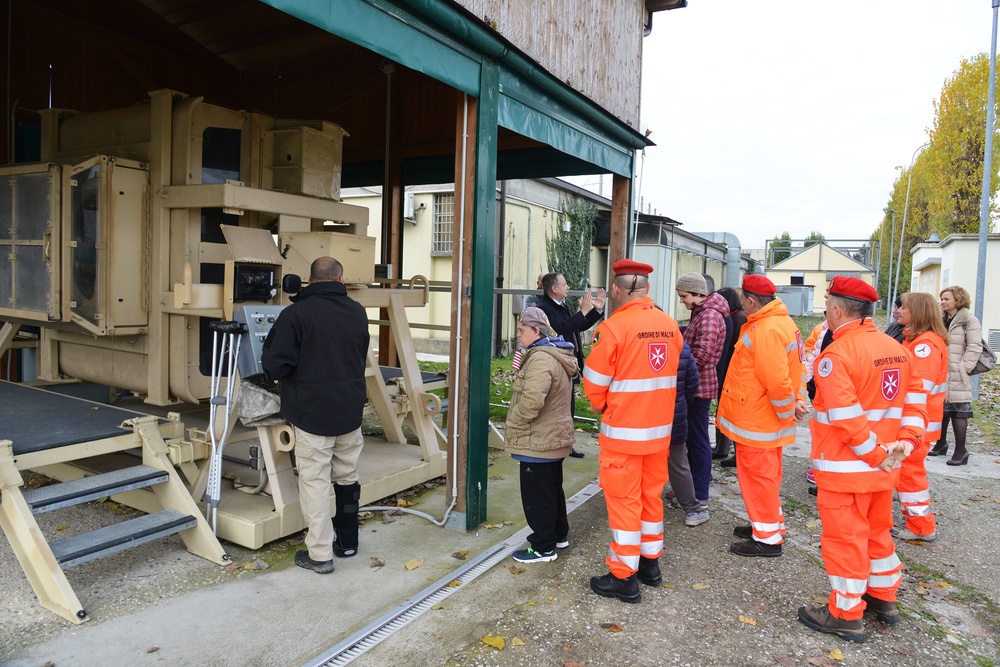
[928,286,983,465]
[891,292,948,541]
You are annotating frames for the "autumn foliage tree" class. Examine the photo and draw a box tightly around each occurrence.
[872,53,1000,295]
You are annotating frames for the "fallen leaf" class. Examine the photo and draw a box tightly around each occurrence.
[447,579,461,588]
[247,559,268,570]
[547,595,554,601]
[805,520,821,528]
[226,562,242,572]
[431,602,452,610]
[512,637,526,646]
[828,648,844,661]
[773,655,796,667]
[482,635,505,650]
[370,557,385,568]
[56,525,69,531]
[527,600,536,606]
[452,550,470,560]
[503,520,514,526]
[397,498,409,508]
[662,583,675,589]
[146,646,159,654]
[892,645,917,657]
[813,595,829,605]
[434,563,452,569]
[404,559,424,571]
[600,623,623,632]
[564,662,585,667]
[381,515,395,524]
[738,615,757,626]
[107,503,119,510]
[692,583,711,590]
[509,565,525,575]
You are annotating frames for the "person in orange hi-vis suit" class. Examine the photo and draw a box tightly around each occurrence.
[717,275,807,557]
[891,292,948,541]
[798,277,926,644]
[583,258,682,604]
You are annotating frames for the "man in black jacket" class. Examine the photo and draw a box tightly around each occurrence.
[262,256,370,574]
[537,272,606,458]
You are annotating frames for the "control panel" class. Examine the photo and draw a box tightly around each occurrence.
[234,305,285,378]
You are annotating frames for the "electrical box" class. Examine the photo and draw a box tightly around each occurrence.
[234,305,285,378]
[278,231,376,287]
[263,121,347,200]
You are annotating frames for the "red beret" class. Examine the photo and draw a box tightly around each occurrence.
[828,276,879,303]
[742,275,776,296]
[613,258,653,276]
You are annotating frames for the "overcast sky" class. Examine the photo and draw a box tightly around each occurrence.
[586,1,992,250]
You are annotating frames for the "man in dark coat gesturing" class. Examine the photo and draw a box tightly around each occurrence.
[262,256,370,574]
[537,272,606,458]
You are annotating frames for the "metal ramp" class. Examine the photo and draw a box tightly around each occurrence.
[0,381,228,624]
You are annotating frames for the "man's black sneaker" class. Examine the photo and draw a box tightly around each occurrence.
[730,539,782,557]
[590,572,641,603]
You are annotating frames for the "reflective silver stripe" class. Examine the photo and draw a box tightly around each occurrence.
[755,533,783,545]
[785,340,799,353]
[601,422,672,441]
[829,576,867,594]
[775,408,795,419]
[813,411,830,425]
[900,416,924,429]
[640,541,662,556]
[897,490,930,504]
[828,404,864,421]
[902,505,932,517]
[716,415,797,442]
[870,554,901,572]
[583,365,613,387]
[771,395,794,408]
[931,383,947,394]
[850,432,878,457]
[927,420,942,432]
[752,520,784,532]
[611,529,642,546]
[868,572,901,588]
[741,333,752,348]
[811,459,881,473]
[904,392,927,405]
[608,549,640,570]
[641,521,663,536]
[834,594,863,611]
[921,379,935,392]
[865,407,902,421]
[610,376,677,393]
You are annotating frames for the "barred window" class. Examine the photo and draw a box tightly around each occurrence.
[431,194,454,255]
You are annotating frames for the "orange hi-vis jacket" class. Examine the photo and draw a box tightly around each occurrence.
[717,298,804,449]
[902,330,948,443]
[810,319,927,493]
[582,297,682,455]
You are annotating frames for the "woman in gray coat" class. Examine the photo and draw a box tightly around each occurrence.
[928,285,983,465]
[506,307,579,563]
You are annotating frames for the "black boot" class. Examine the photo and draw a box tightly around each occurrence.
[636,557,662,587]
[713,428,731,459]
[332,482,361,558]
[590,572,641,603]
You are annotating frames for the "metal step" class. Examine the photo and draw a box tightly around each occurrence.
[22,465,168,514]
[49,510,197,569]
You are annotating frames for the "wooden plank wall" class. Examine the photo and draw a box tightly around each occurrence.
[456,0,645,129]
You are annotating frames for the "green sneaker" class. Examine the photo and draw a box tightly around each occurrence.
[513,547,557,563]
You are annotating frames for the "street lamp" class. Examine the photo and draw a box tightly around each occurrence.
[891,142,931,309]
[883,208,897,307]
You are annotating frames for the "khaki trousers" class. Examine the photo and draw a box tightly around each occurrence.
[294,426,364,561]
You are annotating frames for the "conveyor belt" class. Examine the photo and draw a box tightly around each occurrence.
[0,381,150,455]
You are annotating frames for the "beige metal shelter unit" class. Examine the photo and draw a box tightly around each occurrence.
[0,92,450,624]
[765,242,876,314]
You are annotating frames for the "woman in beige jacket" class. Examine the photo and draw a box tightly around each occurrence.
[506,307,579,563]
[928,286,982,465]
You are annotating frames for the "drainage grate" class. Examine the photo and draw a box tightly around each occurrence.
[303,482,601,667]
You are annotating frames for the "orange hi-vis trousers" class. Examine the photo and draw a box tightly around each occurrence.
[734,443,785,544]
[897,437,936,536]
[817,487,902,621]
[599,448,668,579]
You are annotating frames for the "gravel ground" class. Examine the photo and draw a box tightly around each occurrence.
[2,375,998,667]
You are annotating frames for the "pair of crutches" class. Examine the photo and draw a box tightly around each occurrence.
[205,320,246,533]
